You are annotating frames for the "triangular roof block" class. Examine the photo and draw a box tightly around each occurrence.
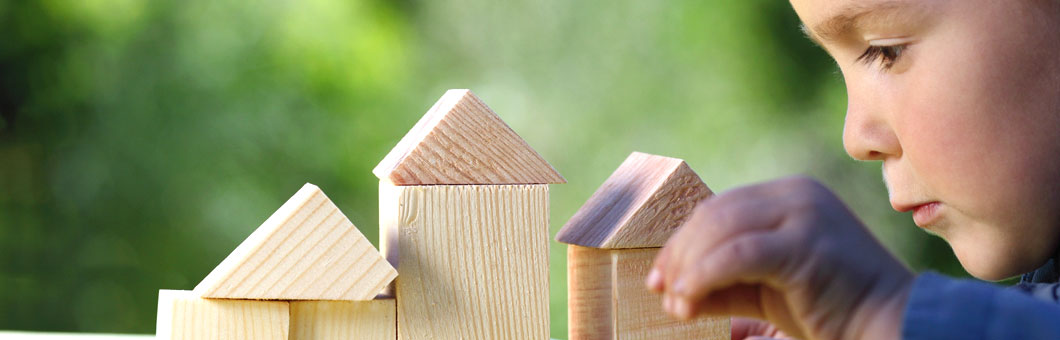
[556,152,714,248]
[373,89,565,185]
[194,183,397,300]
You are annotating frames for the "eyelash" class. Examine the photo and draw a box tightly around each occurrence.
[857,44,907,70]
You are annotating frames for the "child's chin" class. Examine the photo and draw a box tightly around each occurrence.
[946,216,1060,281]
[961,264,1014,282]
[951,241,1036,281]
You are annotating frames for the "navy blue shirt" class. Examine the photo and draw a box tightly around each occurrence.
[902,258,1060,339]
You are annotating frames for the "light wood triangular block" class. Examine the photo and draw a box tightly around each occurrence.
[194,183,397,300]
[373,89,565,185]
[556,152,713,248]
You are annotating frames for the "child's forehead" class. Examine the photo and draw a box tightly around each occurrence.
[792,0,932,45]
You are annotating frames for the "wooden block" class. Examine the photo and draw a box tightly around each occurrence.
[0,332,155,339]
[155,290,289,340]
[567,243,615,339]
[567,246,730,340]
[0,332,154,340]
[195,183,397,300]
[556,152,713,249]
[290,297,396,340]
[372,89,565,185]
[561,152,724,338]
[379,182,550,339]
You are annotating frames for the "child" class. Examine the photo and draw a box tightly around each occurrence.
[646,0,1060,339]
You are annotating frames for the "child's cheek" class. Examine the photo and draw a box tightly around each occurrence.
[888,3,1060,278]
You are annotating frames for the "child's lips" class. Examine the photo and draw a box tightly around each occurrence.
[911,202,942,227]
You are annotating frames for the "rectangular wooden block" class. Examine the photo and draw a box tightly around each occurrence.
[156,290,289,340]
[290,297,396,340]
[567,244,615,339]
[568,246,730,340]
[380,182,550,339]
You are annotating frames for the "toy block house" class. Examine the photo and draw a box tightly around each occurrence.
[374,89,565,339]
[556,152,730,340]
[157,183,398,340]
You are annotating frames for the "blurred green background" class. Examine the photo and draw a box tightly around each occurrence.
[0,0,969,337]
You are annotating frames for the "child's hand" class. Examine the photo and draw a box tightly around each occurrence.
[646,176,914,340]
[731,317,796,339]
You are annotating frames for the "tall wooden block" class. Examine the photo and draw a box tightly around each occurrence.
[379,182,550,339]
[156,290,289,340]
[567,246,730,340]
[195,183,397,300]
[375,89,561,338]
[290,298,396,340]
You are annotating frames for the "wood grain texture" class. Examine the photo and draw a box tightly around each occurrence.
[379,182,550,339]
[290,298,396,340]
[612,248,729,339]
[194,183,397,300]
[155,290,289,340]
[0,333,153,340]
[0,333,566,340]
[372,89,565,185]
[556,152,713,249]
[566,246,730,340]
[567,245,614,340]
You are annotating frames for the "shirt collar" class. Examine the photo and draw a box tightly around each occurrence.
[1020,252,1060,284]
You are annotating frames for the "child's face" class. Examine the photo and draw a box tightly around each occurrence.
[790,0,1060,280]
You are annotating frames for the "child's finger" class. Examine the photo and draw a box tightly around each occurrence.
[648,218,687,292]
[685,284,765,318]
[661,195,787,294]
[667,230,792,316]
[731,317,771,340]
[652,177,811,298]
[691,286,805,338]
[646,250,668,291]
[730,316,798,340]
[649,200,706,292]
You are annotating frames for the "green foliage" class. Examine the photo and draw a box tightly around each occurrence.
[0,0,965,336]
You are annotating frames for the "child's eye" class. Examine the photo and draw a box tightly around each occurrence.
[856,44,907,70]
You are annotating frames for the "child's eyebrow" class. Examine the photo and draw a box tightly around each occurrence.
[800,24,826,48]
[803,0,920,47]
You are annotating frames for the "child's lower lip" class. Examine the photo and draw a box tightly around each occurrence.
[912,202,942,227]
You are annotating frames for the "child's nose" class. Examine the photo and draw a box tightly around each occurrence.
[842,104,901,161]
